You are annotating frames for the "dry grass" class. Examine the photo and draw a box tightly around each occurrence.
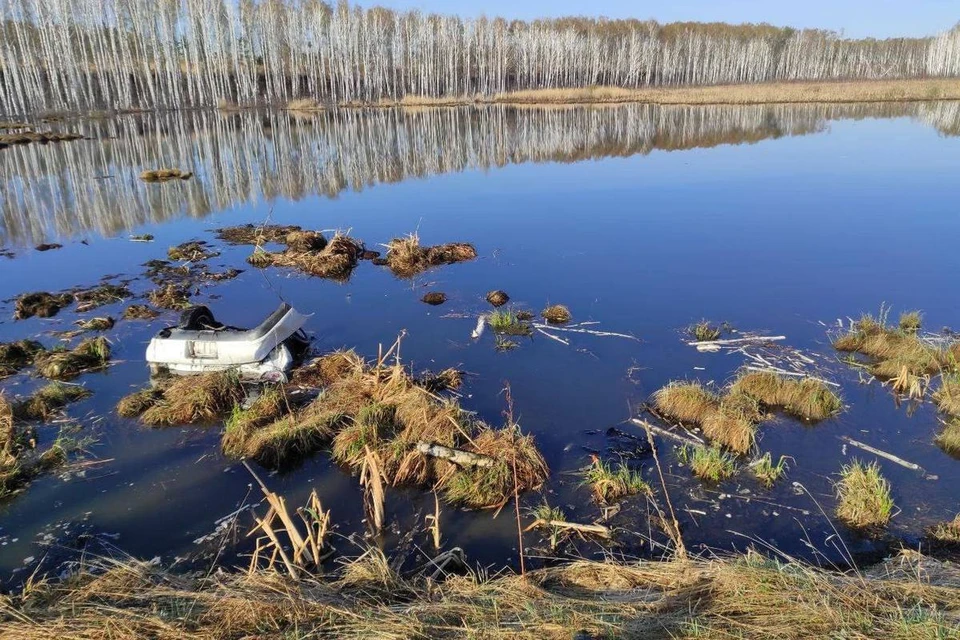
[899,310,922,333]
[580,458,650,503]
[270,232,363,280]
[34,337,110,380]
[933,376,960,417]
[541,304,571,325]
[731,371,841,422]
[167,240,217,262]
[2,548,960,639]
[0,339,45,378]
[935,418,960,457]
[834,312,949,384]
[290,350,365,388]
[13,382,90,421]
[284,230,327,252]
[117,372,245,427]
[14,291,74,319]
[835,460,895,531]
[122,305,159,320]
[653,382,720,425]
[928,515,960,545]
[384,233,477,278]
[214,224,303,245]
[140,168,192,182]
[701,392,760,454]
[73,283,131,311]
[147,284,191,309]
[486,290,509,307]
[416,368,463,393]
[74,316,114,332]
[691,320,722,341]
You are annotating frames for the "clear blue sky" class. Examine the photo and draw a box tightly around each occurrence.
[369,0,959,39]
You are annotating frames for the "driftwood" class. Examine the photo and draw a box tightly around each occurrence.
[839,436,929,476]
[687,335,786,347]
[532,323,639,341]
[631,418,706,448]
[416,441,494,467]
[525,519,611,538]
[534,326,570,345]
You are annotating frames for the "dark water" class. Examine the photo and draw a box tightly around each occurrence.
[1,101,959,581]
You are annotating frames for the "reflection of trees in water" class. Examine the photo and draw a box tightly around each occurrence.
[1,102,957,244]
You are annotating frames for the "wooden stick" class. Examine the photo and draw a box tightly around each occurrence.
[525,519,611,537]
[416,441,494,467]
[630,418,705,448]
[534,326,569,345]
[687,335,786,347]
[532,323,638,340]
[840,436,927,474]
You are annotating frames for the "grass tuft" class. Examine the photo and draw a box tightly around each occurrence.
[653,382,720,425]
[14,291,73,319]
[13,382,91,421]
[899,311,922,333]
[680,445,737,482]
[34,337,110,380]
[752,452,788,487]
[928,515,960,544]
[701,392,760,453]
[835,460,894,530]
[384,233,477,278]
[541,304,571,324]
[123,371,245,427]
[731,371,841,422]
[580,458,650,503]
[488,309,533,336]
[691,320,722,341]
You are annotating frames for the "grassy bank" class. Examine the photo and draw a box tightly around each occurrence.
[1,549,957,639]
[333,78,960,110]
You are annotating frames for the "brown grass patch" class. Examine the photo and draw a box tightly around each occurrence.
[215,224,303,245]
[833,313,949,383]
[935,418,960,457]
[653,382,720,425]
[485,290,509,307]
[34,337,110,380]
[384,233,477,278]
[541,304,571,324]
[13,382,91,421]
[422,292,447,305]
[933,377,960,416]
[0,339,45,378]
[14,291,74,319]
[122,305,160,320]
[120,372,245,427]
[73,282,131,311]
[167,240,217,262]
[285,230,327,252]
[147,284,191,309]
[731,371,841,422]
[928,515,960,545]
[270,233,363,280]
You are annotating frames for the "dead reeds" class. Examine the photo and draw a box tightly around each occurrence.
[0,339,45,378]
[835,460,895,531]
[14,291,74,319]
[118,371,245,427]
[34,336,110,380]
[384,233,477,278]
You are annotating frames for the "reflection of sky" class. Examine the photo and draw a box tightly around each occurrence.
[1,112,960,578]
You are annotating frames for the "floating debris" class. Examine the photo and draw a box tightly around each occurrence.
[34,337,110,380]
[541,304,571,325]
[34,243,62,252]
[129,234,154,242]
[13,382,91,421]
[122,305,160,320]
[140,168,193,182]
[73,317,114,332]
[384,233,477,278]
[14,291,74,319]
[285,230,327,252]
[421,292,447,306]
[835,460,894,531]
[167,241,218,262]
[74,283,131,312]
[147,284,191,310]
[486,290,509,307]
[0,340,45,379]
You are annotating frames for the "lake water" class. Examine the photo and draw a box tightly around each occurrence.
[1,101,959,581]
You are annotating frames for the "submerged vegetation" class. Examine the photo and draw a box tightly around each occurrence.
[690,320,723,341]
[752,452,789,487]
[0,340,45,379]
[835,460,895,531]
[34,337,110,380]
[14,291,73,319]
[488,309,533,337]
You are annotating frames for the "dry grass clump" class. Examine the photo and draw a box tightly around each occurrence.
[899,310,922,333]
[0,339,45,378]
[731,371,841,422]
[122,304,160,320]
[679,445,737,482]
[421,292,447,305]
[541,304,571,325]
[384,233,477,278]
[653,381,720,425]
[928,515,960,544]
[835,460,894,531]
[691,320,722,341]
[246,246,275,268]
[13,382,91,421]
[140,168,192,182]
[74,316,114,331]
[147,284,191,309]
[416,368,463,393]
[701,392,760,454]
[34,337,110,380]
[14,291,73,319]
[580,458,650,503]
[833,311,948,381]
[935,418,960,457]
[270,232,363,280]
[285,230,327,252]
[167,240,217,261]
[933,376,960,416]
[73,282,131,311]
[214,224,303,245]
[118,371,245,427]
[291,350,365,388]
[486,290,509,307]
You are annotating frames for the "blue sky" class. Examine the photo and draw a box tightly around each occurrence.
[369,0,959,39]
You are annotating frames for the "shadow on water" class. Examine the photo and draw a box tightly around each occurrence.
[1,101,960,584]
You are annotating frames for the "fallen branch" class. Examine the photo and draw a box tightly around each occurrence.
[631,418,706,448]
[687,335,786,347]
[839,436,928,475]
[416,441,494,467]
[534,326,570,345]
[532,323,639,341]
[524,519,611,538]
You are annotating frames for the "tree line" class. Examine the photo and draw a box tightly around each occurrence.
[1,0,959,116]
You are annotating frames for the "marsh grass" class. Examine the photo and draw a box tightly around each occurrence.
[284,230,327,252]
[122,304,159,320]
[0,339,44,378]
[653,381,720,425]
[13,382,91,421]
[34,337,110,380]
[530,502,567,549]
[147,284,191,309]
[702,392,760,453]
[541,304,571,324]
[752,452,788,487]
[899,311,922,333]
[270,232,363,280]
[73,283,131,311]
[14,291,73,319]
[488,309,532,336]
[928,515,960,544]
[246,246,275,268]
[731,371,842,422]
[835,460,894,530]
[679,445,737,482]
[933,376,960,416]
[117,371,244,427]
[215,224,303,245]
[691,320,722,341]
[580,458,650,503]
[934,418,960,457]
[74,316,114,332]
[384,232,477,278]
[485,290,509,307]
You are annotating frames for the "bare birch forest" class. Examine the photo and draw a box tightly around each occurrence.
[3,101,958,243]
[1,1,960,116]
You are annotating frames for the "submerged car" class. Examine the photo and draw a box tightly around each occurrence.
[146,302,310,382]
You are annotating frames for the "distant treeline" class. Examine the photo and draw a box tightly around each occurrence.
[2,0,960,115]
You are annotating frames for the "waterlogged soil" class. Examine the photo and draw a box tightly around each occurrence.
[1,103,960,583]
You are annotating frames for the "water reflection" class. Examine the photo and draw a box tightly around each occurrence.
[1,101,958,245]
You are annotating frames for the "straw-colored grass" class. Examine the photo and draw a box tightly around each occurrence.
[835,460,894,530]
[13,382,90,421]
[701,392,760,453]
[215,224,303,245]
[117,371,244,427]
[935,418,960,457]
[384,233,477,278]
[653,382,720,425]
[0,339,45,378]
[270,232,363,280]
[933,376,960,416]
[928,515,960,545]
[140,168,192,182]
[74,316,114,332]
[14,291,73,319]
[731,371,841,422]
[580,458,650,503]
[167,240,215,261]
[834,312,948,382]
[34,337,110,380]
[3,546,960,639]
[681,445,737,482]
[540,304,571,325]
[284,230,327,252]
[899,311,922,333]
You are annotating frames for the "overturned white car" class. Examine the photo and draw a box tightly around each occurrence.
[146,303,310,382]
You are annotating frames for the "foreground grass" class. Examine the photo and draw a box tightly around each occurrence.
[357,78,960,109]
[2,549,957,639]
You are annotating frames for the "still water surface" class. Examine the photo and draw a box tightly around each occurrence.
[1,101,959,580]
